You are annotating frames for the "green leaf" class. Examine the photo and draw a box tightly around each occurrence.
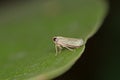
[0,0,108,80]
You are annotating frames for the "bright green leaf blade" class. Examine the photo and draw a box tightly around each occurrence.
[0,0,108,80]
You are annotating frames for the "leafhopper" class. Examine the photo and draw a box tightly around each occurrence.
[52,36,84,55]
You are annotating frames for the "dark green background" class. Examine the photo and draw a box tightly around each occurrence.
[55,0,120,80]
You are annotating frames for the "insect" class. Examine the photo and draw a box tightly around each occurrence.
[52,36,84,55]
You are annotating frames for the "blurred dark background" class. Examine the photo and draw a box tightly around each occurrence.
[55,0,120,80]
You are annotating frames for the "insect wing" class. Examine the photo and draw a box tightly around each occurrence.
[58,37,83,47]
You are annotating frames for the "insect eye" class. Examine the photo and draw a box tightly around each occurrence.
[53,37,57,42]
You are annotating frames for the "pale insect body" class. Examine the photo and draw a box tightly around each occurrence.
[53,36,84,55]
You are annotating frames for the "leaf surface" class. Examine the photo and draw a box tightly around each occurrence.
[0,0,108,80]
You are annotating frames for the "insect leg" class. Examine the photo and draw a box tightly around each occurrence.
[55,45,62,56]
[55,45,58,56]
[64,46,74,51]
[58,45,62,53]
